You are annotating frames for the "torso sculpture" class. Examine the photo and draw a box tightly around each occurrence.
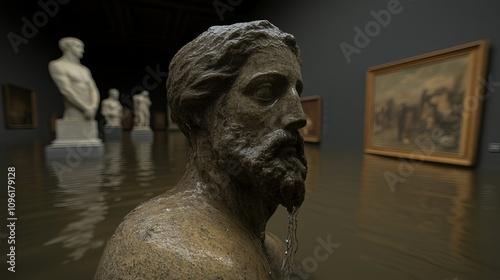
[101,89,123,126]
[95,20,308,279]
[48,37,99,120]
[133,90,151,127]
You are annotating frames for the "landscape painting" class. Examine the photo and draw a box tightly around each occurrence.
[364,40,489,166]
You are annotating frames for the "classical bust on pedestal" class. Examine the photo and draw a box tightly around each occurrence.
[133,90,151,129]
[101,88,123,127]
[96,20,307,279]
[46,37,103,156]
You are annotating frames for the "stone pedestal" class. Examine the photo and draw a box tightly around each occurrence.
[45,119,104,158]
[131,126,153,142]
[104,125,123,141]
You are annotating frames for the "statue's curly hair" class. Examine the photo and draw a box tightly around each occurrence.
[166,20,301,137]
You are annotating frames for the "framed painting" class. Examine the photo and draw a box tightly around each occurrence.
[364,40,489,166]
[3,84,37,129]
[300,95,322,143]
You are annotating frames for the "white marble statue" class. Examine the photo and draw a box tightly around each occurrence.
[133,91,151,128]
[48,37,99,120]
[46,37,103,157]
[101,88,123,127]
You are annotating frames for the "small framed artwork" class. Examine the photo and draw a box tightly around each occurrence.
[300,95,322,143]
[364,40,490,166]
[3,84,37,129]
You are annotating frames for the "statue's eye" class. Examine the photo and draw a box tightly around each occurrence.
[244,74,290,104]
[254,83,275,101]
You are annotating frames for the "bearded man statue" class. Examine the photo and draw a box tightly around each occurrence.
[95,20,308,280]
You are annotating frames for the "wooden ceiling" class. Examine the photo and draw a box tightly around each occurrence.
[14,0,263,67]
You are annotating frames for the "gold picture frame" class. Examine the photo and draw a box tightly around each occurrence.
[300,95,322,143]
[3,84,37,129]
[364,40,489,166]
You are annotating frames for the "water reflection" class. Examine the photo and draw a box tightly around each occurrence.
[4,135,498,279]
[44,158,107,264]
[358,155,476,278]
[446,169,474,258]
[102,141,125,189]
[133,138,155,188]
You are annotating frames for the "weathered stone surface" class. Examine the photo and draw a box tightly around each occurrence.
[95,20,307,280]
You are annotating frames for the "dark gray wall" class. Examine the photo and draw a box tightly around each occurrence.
[0,5,63,146]
[2,0,499,170]
[250,0,500,170]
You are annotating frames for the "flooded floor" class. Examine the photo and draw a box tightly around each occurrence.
[1,131,499,279]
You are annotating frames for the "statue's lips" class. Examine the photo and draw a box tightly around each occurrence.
[272,132,300,156]
[264,129,306,169]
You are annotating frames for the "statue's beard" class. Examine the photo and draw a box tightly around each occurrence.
[212,124,308,212]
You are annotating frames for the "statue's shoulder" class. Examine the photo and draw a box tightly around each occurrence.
[96,194,264,279]
[48,58,64,73]
[96,195,187,278]
[48,57,62,65]
[48,59,89,74]
[115,194,225,242]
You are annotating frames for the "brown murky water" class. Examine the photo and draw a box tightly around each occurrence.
[1,131,499,279]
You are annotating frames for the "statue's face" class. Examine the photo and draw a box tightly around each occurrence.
[210,47,307,211]
[67,42,84,58]
[109,90,119,99]
[228,48,305,133]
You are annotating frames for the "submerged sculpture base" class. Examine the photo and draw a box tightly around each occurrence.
[104,125,123,141]
[131,127,153,142]
[45,119,104,158]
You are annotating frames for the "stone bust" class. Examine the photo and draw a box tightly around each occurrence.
[133,90,151,128]
[95,20,307,279]
[48,37,99,120]
[101,88,123,126]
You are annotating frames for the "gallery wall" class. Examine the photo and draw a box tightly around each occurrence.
[0,6,62,146]
[250,0,500,170]
[2,0,499,170]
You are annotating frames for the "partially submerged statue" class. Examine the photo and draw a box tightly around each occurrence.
[133,90,151,128]
[101,88,123,127]
[95,20,307,279]
[46,37,103,155]
[49,37,99,120]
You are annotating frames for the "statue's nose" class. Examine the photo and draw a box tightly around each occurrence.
[281,88,306,131]
[283,112,306,131]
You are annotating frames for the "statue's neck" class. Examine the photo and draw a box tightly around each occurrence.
[61,53,80,64]
[183,141,278,239]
